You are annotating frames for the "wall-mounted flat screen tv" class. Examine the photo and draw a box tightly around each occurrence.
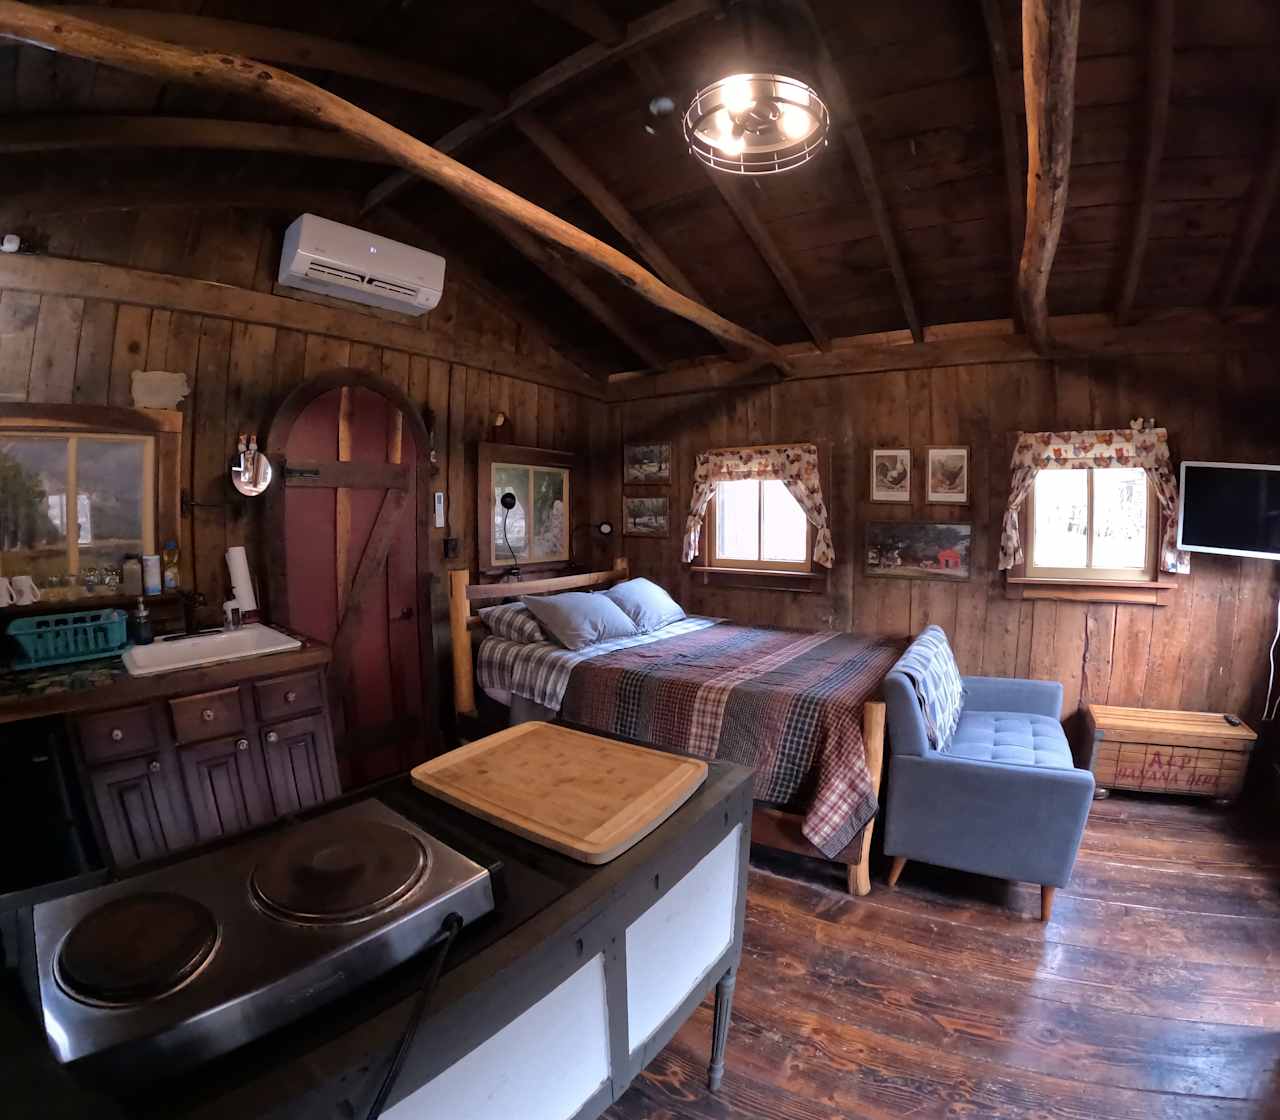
[1178,461,1280,561]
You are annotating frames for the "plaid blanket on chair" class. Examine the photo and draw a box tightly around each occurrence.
[560,624,906,858]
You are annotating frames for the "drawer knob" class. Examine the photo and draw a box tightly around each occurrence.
[236,738,249,752]
[284,690,298,704]
[266,731,280,744]
[148,760,161,773]
[201,708,215,722]
[110,728,124,742]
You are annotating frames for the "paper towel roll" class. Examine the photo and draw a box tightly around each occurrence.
[226,546,258,613]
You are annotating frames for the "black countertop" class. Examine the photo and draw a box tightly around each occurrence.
[2,761,753,1119]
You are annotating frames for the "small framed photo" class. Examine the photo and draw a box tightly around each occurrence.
[870,449,911,503]
[623,442,672,484]
[926,446,970,504]
[623,495,670,537]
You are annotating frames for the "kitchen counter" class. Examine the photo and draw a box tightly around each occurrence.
[2,760,754,1119]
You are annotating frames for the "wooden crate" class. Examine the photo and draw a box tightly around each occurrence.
[1084,705,1258,802]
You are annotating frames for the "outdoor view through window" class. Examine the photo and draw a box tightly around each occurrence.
[712,479,809,571]
[1029,467,1153,580]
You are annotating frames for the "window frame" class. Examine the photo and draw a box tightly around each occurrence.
[702,478,814,575]
[1024,467,1159,584]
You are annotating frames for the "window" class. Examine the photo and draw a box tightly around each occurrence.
[704,479,812,573]
[1026,467,1157,582]
[0,432,155,588]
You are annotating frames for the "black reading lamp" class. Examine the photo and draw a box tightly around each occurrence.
[499,490,520,579]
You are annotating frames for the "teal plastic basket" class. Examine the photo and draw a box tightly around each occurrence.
[6,608,130,669]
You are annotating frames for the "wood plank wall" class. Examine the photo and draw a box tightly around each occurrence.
[0,206,608,700]
[606,351,1280,743]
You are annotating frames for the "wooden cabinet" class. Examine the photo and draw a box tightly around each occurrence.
[73,661,337,867]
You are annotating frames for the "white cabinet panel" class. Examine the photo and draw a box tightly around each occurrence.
[625,825,741,1051]
[385,955,610,1120]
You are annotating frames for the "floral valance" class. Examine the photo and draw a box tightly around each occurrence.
[999,426,1189,575]
[683,443,834,568]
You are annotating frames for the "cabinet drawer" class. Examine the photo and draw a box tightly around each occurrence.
[78,706,157,765]
[170,687,244,744]
[255,671,324,722]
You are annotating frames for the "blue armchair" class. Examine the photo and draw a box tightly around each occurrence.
[882,627,1094,920]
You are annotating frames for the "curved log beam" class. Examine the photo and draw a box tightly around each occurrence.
[1018,0,1081,354]
[0,1,790,372]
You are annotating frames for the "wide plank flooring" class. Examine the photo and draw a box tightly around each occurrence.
[605,792,1280,1119]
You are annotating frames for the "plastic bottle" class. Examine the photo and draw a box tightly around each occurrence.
[122,555,143,597]
[142,555,162,596]
[162,539,180,590]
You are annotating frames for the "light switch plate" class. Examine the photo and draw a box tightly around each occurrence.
[434,490,445,528]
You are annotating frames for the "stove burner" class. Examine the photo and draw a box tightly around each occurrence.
[250,820,428,924]
[56,893,219,1007]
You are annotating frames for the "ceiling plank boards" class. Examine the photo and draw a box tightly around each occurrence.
[361,0,719,215]
[1115,0,1174,325]
[46,6,502,109]
[0,1,790,370]
[979,0,1026,329]
[528,0,625,46]
[1018,0,1082,354]
[802,3,924,343]
[1214,94,1280,315]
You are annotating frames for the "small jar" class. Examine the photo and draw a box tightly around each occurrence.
[142,555,162,596]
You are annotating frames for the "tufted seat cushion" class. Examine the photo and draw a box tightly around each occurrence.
[942,710,1074,770]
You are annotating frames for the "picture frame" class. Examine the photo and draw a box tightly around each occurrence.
[926,446,970,504]
[623,442,672,484]
[870,448,911,503]
[864,521,972,581]
[623,494,670,538]
[478,442,580,574]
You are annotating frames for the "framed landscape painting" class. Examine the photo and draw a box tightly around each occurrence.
[623,495,670,537]
[865,521,972,581]
[870,449,911,503]
[926,446,970,504]
[623,442,672,484]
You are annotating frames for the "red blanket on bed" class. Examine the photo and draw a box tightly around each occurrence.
[559,623,905,858]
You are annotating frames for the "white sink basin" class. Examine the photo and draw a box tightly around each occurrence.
[122,624,303,677]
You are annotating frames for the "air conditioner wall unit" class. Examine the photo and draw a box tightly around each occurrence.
[278,213,445,317]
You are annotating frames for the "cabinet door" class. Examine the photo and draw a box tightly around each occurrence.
[261,714,341,816]
[179,736,273,843]
[88,754,192,867]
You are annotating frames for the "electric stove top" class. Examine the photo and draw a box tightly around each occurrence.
[32,799,494,1072]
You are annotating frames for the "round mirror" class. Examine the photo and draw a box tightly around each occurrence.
[231,451,273,497]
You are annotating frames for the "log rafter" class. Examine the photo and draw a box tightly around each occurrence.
[529,0,625,46]
[0,1,789,372]
[1215,93,1280,315]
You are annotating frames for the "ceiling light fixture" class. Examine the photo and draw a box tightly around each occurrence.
[683,71,830,175]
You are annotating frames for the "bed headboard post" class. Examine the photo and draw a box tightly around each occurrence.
[613,557,629,579]
[449,568,478,719]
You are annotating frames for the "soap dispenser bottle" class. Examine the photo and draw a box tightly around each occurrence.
[131,597,154,646]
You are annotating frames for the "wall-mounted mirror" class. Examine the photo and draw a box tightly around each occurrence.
[231,435,272,498]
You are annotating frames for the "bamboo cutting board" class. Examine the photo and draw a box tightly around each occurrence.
[410,722,708,864]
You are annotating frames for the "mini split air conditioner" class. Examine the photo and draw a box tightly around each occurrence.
[278,214,445,317]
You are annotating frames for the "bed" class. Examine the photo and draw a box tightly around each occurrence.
[448,560,898,895]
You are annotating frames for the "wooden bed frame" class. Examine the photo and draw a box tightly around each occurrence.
[447,560,887,896]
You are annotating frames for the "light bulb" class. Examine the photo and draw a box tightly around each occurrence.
[780,106,813,141]
[721,74,755,115]
[716,132,746,157]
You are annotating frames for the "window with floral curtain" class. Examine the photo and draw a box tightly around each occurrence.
[998,426,1189,575]
[683,443,834,568]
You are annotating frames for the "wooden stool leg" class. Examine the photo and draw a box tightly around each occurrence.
[887,855,907,888]
[708,967,736,1092]
[1040,885,1056,922]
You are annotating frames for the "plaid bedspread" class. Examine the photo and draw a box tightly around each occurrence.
[560,624,906,858]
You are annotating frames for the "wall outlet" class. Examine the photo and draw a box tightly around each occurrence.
[444,537,460,560]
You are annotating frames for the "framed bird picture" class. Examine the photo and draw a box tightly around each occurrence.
[870,448,911,503]
[926,446,970,504]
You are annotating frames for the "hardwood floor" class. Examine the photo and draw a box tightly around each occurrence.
[606,792,1280,1119]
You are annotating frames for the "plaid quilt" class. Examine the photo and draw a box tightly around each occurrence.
[559,623,906,858]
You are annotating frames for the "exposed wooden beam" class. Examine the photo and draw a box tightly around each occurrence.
[707,174,831,351]
[1018,0,1081,354]
[529,0,624,46]
[46,6,501,109]
[0,114,390,162]
[979,0,1026,329]
[1215,94,1280,315]
[361,0,717,214]
[801,3,924,343]
[0,1,789,371]
[467,203,666,372]
[1115,0,1173,325]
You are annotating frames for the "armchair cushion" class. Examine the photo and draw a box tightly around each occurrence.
[961,675,1063,719]
[943,711,1074,770]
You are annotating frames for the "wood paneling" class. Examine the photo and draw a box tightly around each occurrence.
[607,348,1280,733]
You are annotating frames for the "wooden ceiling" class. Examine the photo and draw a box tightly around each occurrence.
[2,0,1279,379]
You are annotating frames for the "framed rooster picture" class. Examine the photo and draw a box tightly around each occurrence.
[926,446,970,504]
[870,448,911,503]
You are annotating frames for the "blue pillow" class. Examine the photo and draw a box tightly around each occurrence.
[522,591,639,651]
[603,577,686,633]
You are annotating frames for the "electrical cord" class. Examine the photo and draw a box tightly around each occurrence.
[1264,592,1280,722]
[365,912,466,1120]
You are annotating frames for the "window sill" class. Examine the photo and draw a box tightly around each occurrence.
[1005,576,1177,606]
[690,566,827,593]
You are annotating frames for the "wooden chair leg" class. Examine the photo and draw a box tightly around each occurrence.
[1040,885,1056,922]
[887,855,907,888]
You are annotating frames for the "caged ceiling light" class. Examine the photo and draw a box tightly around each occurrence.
[683,71,830,175]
